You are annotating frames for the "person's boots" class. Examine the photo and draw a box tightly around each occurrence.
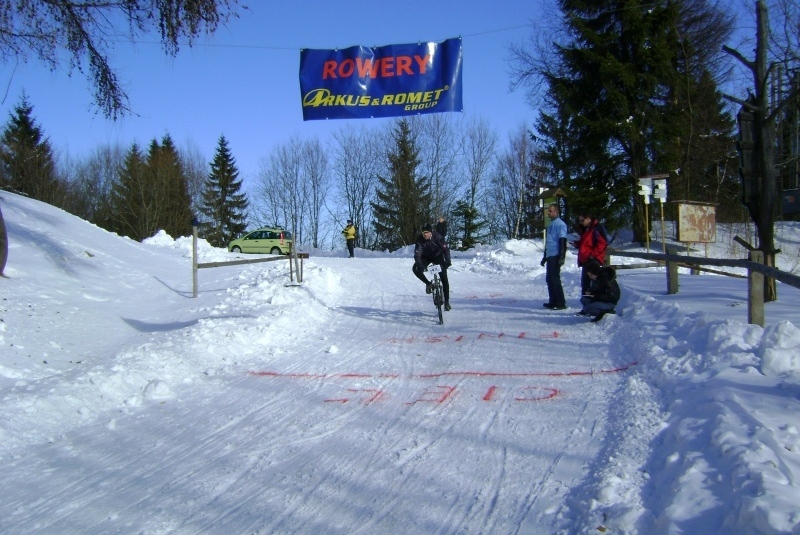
[425,282,432,294]
[444,301,451,311]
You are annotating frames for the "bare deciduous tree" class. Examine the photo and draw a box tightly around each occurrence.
[180,141,210,215]
[254,137,329,247]
[0,0,243,275]
[412,114,466,221]
[254,139,301,235]
[724,0,800,300]
[64,144,125,228]
[486,124,535,241]
[330,126,385,249]
[302,138,330,249]
[463,116,497,209]
[1,0,243,119]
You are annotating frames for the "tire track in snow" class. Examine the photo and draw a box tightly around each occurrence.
[1,256,635,535]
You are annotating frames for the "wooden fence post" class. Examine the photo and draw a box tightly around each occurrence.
[666,247,679,294]
[192,225,199,298]
[748,250,765,326]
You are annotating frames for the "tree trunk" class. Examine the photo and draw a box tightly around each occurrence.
[633,193,649,246]
[754,0,778,302]
[0,207,8,277]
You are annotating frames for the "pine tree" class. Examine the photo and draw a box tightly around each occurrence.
[111,143,151,241]
[0,93,61,205]
[529,0,734,241]
[0,1,241,270]
[372,119,431,250]
[199,135,249,247]
[535,82,624,230]
[109,135,192,241]
[658,69,736,211]
[147,134,193,239]
[451,199,487,250]
[549,1,682,241]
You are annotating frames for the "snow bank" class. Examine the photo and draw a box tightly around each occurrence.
[564,285,800,534]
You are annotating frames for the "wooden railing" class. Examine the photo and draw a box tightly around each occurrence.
[191,226,308,297]
[607,247,800,327]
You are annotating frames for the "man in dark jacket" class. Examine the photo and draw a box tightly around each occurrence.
[578,261,620,322]
[435,216,447,238]
[413,223,452,310]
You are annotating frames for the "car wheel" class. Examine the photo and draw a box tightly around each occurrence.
[232,246,242,253]
[270,247,282,255]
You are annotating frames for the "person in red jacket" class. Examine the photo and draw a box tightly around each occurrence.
[572,212,608,295]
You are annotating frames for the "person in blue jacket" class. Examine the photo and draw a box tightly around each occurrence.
[540,203,568,310]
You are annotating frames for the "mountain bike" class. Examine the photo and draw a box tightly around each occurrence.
[428,264,445,325]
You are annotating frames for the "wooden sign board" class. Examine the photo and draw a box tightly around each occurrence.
[676,202,716,243]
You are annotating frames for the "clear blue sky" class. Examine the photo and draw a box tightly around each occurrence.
[1,0,551,183]
[2,0,757,186]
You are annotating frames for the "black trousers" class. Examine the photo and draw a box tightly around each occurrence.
[412,261,449,302]
[545,256,566,307]
[580,265,590,295]
[346,239,355,257]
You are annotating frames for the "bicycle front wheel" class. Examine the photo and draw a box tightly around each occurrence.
[433,275,444,325]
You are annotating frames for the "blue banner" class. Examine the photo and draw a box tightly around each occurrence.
[299,38,463,121]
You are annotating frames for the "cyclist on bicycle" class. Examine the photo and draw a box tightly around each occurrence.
[412,223,452,311]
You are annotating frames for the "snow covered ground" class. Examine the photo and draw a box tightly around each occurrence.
[1,190,799,534]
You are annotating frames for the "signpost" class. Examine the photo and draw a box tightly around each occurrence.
[653,178,668,252]
[638,174,669,252]
[638,178,653,251]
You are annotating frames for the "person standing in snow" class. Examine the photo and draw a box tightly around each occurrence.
[577,260,620,322]
[412,223,452,311]
[342,219,357,258]
[572,211,608,295]
[541,203,568,310]
[435,216,447,239]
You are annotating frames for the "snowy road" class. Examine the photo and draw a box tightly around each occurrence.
[2,253,638,534]
[5,192,800,534]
